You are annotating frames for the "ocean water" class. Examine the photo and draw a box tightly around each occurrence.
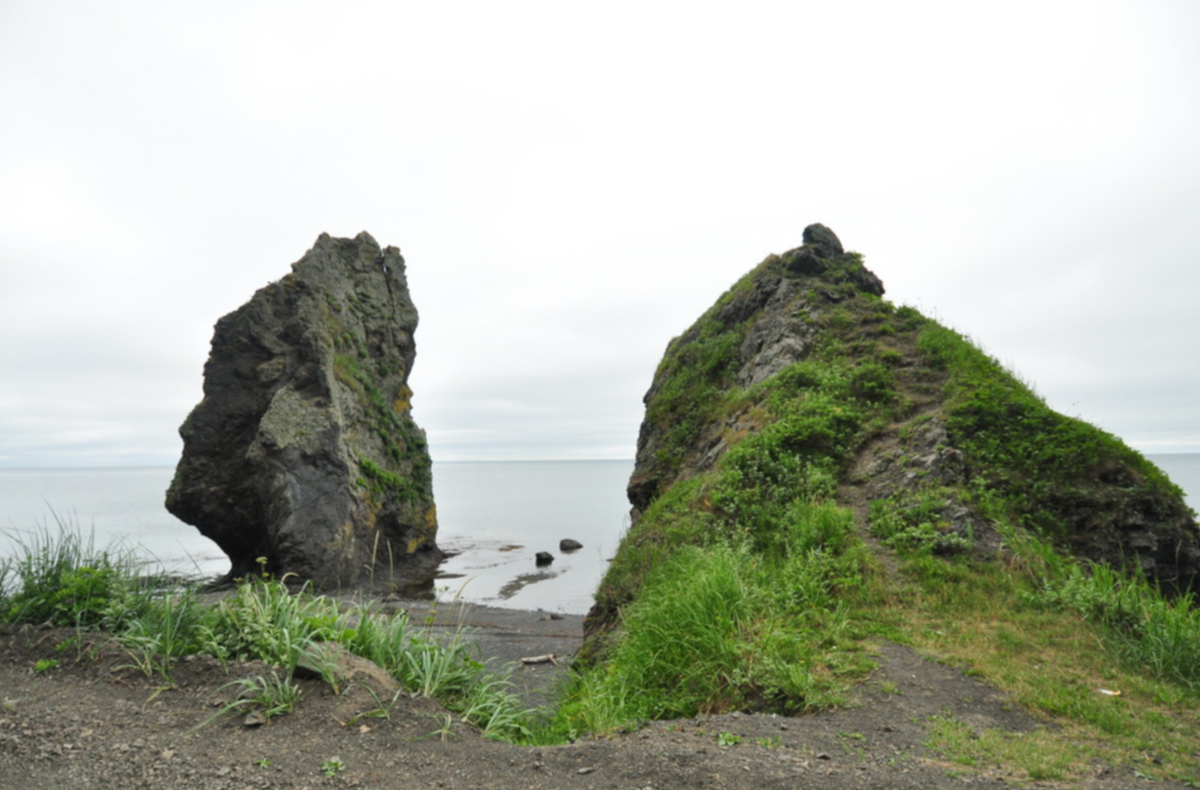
[0,460,634,615]
[1,455,1196,615]
[0,467,228,577]
[1150,454,1200,514]
[430,460,634,614]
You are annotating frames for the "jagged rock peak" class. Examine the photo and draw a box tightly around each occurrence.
[166,232,441,588]
[777,224,883,297]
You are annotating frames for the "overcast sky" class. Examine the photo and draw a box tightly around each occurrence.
[1,0,1197,468]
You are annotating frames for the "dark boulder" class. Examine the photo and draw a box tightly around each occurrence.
[166,232,441,588]
[802,222,844,258]
[559,539,583,552]
[535,552,555,566]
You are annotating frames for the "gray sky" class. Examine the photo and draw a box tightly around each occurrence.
[1,0,1197,467]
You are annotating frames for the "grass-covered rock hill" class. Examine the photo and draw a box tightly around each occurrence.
[550,225,1200,779]
[590,223,1197,639]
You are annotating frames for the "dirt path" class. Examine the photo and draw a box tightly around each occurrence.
[1,609,1187,790]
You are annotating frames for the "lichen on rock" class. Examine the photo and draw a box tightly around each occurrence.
[166,231,441,588]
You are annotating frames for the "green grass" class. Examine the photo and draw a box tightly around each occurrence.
[1,521,160,630]
[916,322,1189,541]
[558,487,876,737]
[877,544,1200,784]
[853,494,1200,784]
[925,716,1074,781]
[117,587,206,680]
[1020,542,1200,688]
[197,670,304,730]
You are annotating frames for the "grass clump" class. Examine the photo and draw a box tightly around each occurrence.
[555,498,873,738]
[198,569,338,670]
[208,671,304,725]
[1,523,157,631]
[118,587,207,680]
[0,524,531,741]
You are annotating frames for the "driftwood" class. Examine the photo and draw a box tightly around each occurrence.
[519,654,558,665]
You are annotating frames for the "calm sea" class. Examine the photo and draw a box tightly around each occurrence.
[1,455,1197,615]
[0,460,634,615]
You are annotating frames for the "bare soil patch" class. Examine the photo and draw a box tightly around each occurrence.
[1,603,1185,790]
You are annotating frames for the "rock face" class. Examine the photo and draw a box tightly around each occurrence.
[166,232,441,587]
[626,223,884,520]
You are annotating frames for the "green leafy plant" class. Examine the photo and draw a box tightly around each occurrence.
[33,658,59,673]
[117,588,205,680]
[717,731,742,747]
[197,575,334,670]
[194,671,303,731]
[320,756,345,777]
[869,492,971,556]
[1,522,152,629]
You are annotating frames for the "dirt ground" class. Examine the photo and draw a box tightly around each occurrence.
[0,601,1188,790]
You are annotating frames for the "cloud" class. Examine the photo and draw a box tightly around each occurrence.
[1,0,1198,468]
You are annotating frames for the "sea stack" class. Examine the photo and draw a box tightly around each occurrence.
[166,232,441,587]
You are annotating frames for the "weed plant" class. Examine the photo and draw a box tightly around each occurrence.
[198,572,338,671]
[193,670,304,731]
[118,587,206,680]
[868,490,971,555]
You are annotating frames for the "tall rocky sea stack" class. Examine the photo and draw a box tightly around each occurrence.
[166,232,441,588]
[586,223,1199,645]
